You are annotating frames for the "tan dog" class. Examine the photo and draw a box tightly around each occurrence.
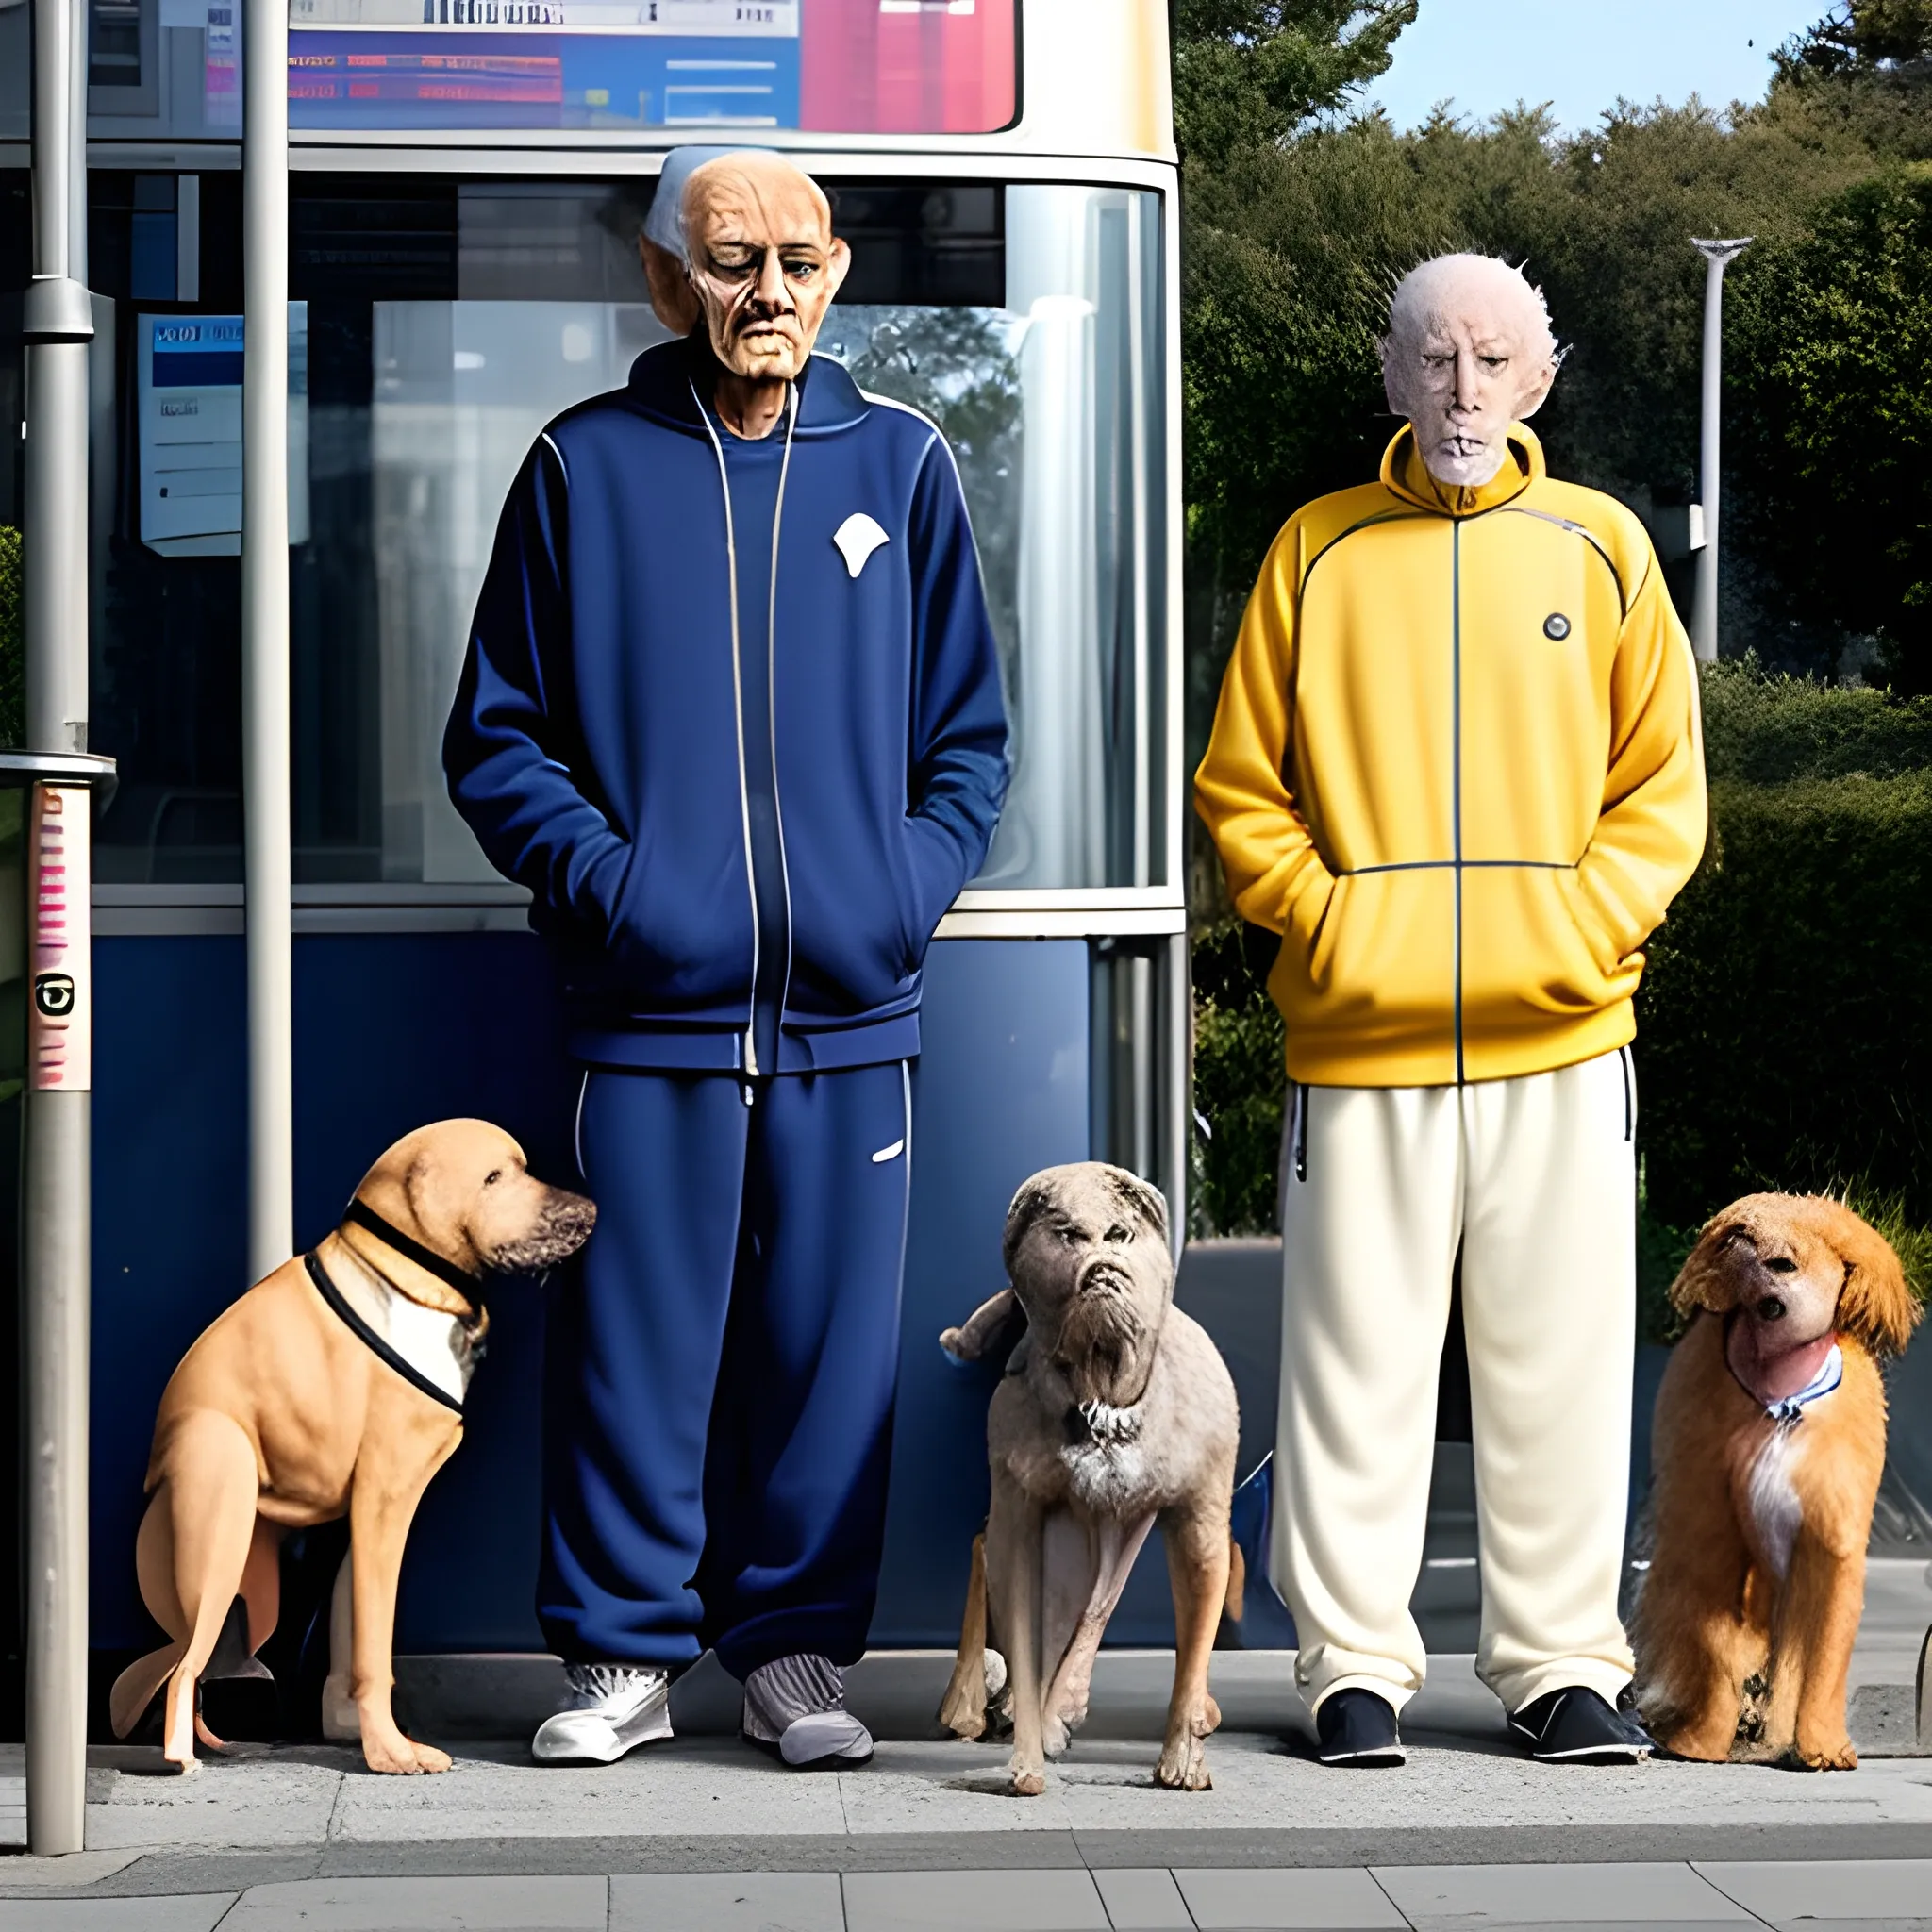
[108,1120,594,1775]
[936,1163,1241,1794]
[1635,1193,1922,1768]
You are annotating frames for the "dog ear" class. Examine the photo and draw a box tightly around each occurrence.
[1669,1212,1751,1319]
[1820,1201,1924,1357]
[1108,1168,1170,1247]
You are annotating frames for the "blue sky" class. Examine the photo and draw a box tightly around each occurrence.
[1365,0,1833,134]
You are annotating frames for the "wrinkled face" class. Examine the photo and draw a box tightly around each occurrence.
[682,154,849,382]
[1005,1163,1172,1409]
[1381,256,1557,489]
[364,1119,597,1281]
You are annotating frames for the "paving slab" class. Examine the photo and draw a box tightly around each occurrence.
[844,1867,1111,1930]
[1090,1867,1196,1930]
[327,1738,847,1843]
[609,1871,845,1930]
[1373,1861,1756,1927]
[0,1849,146,1888]
[222,1874,608,1929]
[1174,1865,1407,1928]
[0,1898,236,1931]
[1696,1858,1932,1924]
[83,1748,344,1852]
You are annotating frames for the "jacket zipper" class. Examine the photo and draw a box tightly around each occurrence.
[765,391,799,1059]
[691,377,763,1074]
[1451,520,1465,1085]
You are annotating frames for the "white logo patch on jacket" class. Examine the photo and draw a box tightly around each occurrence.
[833,512,890,579]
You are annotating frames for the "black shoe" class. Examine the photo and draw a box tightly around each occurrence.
[1314,1688,1407,1766]
[1509,1686,1653,1763]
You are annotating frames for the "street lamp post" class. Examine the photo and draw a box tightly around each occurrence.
[20,0,109,1857]
[1690,237,1752,664]
[243,0,294,1282]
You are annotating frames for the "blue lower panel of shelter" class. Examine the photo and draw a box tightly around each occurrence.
[89,933,1141,1657]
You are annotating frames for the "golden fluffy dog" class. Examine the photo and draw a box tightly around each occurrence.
[108,1120,594,1774]
[1635,1194,1921,1768]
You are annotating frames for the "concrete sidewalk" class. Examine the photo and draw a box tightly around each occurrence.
[2,1858,1932,1930]
[0,1560,1924,1917]
[2,1647,1929,1907]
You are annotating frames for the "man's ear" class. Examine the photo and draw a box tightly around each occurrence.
[641,237,700,335]
[824,236,852,304]
[1377,334,1409,417]
[1513,352,1558,422]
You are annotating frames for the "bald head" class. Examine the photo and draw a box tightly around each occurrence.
[1380,253,1559,489]
[638,150,848,399]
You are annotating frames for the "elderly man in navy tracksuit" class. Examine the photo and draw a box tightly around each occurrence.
[443,149,1008,1769]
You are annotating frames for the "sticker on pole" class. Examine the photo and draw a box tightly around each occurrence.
[28,785,90,1092]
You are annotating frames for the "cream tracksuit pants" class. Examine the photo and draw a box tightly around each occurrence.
[1274,1047,1637,1717]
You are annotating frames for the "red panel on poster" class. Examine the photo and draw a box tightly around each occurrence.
[801,0,1015,135]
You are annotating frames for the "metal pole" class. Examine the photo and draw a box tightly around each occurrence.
[24,0,95,1858]
[1690,238,1751,664]
[243,0,293,1280]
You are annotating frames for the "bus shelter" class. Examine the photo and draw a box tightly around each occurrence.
[0,0,1189,1805]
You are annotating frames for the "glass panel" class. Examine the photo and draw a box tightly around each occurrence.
[81,177,1163,891]
[286,0,1014,135]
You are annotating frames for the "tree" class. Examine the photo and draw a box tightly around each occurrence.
[1777,0,1932,78]
[1173,1,1416,161]
[1727,167,1932,690]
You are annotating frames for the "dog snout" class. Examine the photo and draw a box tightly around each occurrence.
[1756,1294,1787,1323]
[490,1188,597,1274]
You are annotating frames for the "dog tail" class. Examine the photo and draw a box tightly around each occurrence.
[1223,1538,1246,1626]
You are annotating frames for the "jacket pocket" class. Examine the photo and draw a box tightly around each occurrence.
[1269,864,1457,1042]
[1460,865,1634,1030]
[603,820,755,1011]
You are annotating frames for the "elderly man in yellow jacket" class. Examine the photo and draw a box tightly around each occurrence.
[1196,253,1707,1768]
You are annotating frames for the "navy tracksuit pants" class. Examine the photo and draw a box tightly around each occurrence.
[538,1061,912,1679]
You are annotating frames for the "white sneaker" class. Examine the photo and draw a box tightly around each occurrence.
[531,1663,673,1764]
[741,1655,874,1767]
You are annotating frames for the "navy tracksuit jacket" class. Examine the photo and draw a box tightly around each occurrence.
[443,336,1009,1673]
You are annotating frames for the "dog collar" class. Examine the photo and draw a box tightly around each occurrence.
[303,1251,476,1415]
[1763,1341,1843,1424]
[344,1197,486,1300]
[1066,1398,1142,1445]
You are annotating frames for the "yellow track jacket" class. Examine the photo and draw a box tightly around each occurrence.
[1196,424,1707,1088]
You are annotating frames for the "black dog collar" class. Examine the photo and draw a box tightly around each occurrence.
[303,1251,470,1415]
[344,1197,485,1301]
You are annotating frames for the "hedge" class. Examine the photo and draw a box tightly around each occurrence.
[1191,663,1932,1335]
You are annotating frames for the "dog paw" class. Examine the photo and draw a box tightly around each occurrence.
[1156,1737,1211,1790]
[361,1729,449,1775]
[1009,1767,1046,1797]
[1041,1714,1069,1760]
[1794,1735,1857,1772]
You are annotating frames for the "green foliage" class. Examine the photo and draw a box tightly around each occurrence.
[0,525,21,750]
[1182,98,1885,632]
[1172,1,1415,161]
[1702,655,1932,779]
[1638,767,1932,1230]
[1191,916,1286,1236]
[1778,1,1932,80]
[1725,168,1932,690]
